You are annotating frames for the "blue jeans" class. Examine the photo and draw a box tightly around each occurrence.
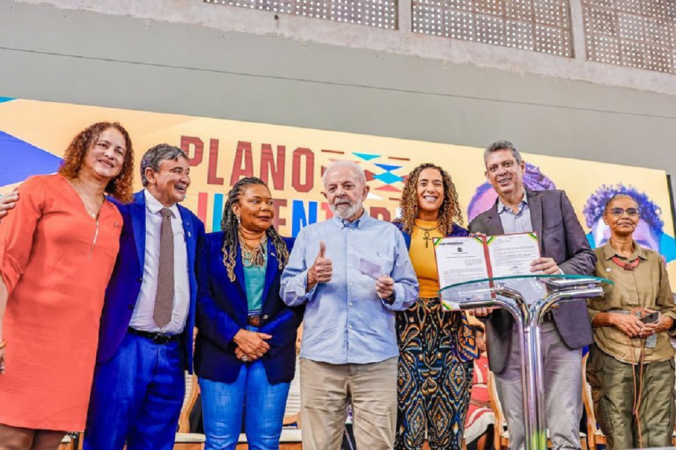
[199,360,291,450]
[84,332,185,450]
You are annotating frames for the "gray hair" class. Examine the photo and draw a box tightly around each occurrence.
[322,161,366,187]
[484,140,523,166]
[140,144,189,186]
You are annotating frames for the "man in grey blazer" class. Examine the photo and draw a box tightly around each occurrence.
[469,141,596,450]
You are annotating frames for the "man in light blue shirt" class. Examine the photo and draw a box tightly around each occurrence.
[281,161,418,450]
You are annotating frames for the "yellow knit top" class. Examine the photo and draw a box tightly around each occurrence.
[409,219,445,298]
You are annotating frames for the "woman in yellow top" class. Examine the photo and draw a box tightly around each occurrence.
[587,193,676,449]
[394,163,478,450]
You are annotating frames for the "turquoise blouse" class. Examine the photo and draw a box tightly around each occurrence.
[242,247,267,314]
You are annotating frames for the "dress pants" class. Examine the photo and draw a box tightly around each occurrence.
[495,322,583,450]
[84,332,185,450]
[299,357,398,450]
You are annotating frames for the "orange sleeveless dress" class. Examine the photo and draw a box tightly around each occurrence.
[0,174,122,431]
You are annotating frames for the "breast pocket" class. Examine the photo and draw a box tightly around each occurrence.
[373,247,395,276]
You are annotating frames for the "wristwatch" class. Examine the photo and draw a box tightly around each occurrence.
[383,293,396,305]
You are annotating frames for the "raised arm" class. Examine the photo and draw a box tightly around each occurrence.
[280,228,318,307]
[380,231,419,311]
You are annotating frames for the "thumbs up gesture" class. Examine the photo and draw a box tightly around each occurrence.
[307,241,333,290]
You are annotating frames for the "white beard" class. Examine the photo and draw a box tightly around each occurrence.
[330,200,363,220]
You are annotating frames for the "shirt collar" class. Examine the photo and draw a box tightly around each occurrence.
[497,191,528,215]
[331,208,370,229]
[602,240,649,261]
[144,189,179,218]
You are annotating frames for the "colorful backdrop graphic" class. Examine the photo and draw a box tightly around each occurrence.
[1,97,675,286]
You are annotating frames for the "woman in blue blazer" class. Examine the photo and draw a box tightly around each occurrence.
[195,177,304,450]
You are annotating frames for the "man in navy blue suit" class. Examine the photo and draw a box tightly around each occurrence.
[84,144,205,450]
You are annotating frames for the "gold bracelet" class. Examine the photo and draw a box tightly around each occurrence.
[0,339,6,349]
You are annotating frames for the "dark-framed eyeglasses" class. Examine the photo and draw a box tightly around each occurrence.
[609,207,640,217]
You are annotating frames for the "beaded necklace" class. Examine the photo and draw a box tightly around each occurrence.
[239,229,267,267]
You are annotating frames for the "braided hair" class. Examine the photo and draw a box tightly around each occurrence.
[221,177,290,281]
[397,163,463,235]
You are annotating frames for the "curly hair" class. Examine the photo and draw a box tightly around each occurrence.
[58,122,135,203]
[397,163,463,235]
[221,177,290,282]
[583,184,663,234]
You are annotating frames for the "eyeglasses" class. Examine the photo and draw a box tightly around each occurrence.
[609,207,640,217]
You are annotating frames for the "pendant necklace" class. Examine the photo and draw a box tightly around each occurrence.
[66,178,102,219]
[415,224,438,248]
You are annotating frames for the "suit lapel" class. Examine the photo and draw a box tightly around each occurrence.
[234,247,247,305]
[131,192,147,269]
[483,202,505,235]
[527,189,544,253]
[261,238,278,310]
[178,205,196,269]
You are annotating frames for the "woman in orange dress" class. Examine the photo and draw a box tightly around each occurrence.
[0,122,135,450]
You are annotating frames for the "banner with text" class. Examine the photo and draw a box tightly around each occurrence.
[1,97,674,285]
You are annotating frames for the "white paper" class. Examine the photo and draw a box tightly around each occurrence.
[487,233,540,277]
[434,234,543,309]
[358,257,382,280]
[434,237,489,309]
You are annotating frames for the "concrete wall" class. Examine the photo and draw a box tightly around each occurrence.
[1,0,676,204]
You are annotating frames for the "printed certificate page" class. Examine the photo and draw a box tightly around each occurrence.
[435,237,489,289]
[486,233,540,278]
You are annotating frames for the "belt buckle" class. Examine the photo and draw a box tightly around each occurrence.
[153,333,170,344]
[248,315,261,327]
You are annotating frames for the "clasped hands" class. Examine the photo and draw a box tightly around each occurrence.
[233,329,272,362]
[306,241,394,299]
[612,310,673,339]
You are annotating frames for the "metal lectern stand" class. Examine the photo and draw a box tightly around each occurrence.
[440,275,611,450]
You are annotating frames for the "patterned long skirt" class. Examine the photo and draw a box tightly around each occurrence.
[395,297,478,450]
